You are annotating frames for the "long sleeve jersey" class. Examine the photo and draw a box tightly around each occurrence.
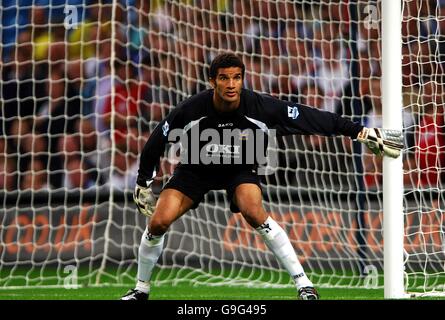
[138,88,363,181]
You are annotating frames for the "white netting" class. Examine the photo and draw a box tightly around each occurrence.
[401,0,445,296]
[0,0,444,296]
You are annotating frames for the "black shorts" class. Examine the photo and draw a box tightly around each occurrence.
[162,166,261,212]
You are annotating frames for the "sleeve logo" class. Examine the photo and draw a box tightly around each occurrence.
[162,121,170,136]
[287,105,299,120]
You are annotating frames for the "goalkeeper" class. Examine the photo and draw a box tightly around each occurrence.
[121,53,403,300]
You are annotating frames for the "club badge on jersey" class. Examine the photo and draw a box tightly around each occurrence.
[162,121,170,137]
[239,129,249,140]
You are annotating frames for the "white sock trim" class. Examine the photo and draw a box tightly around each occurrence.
[142,229,165,246]
[135,280,150,294]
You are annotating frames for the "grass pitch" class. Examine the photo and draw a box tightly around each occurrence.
[0,266,443,300]
[0,285,383,300]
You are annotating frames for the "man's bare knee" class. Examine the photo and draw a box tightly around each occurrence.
[148,189,194,235]
[149,215,172,235]
[234,184,267,228]
[237,197,267,227]
[240,206,267,228]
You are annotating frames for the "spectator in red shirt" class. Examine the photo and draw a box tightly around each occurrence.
[415,107,445,187]
[405,82,445,188]
[103,61,141,148]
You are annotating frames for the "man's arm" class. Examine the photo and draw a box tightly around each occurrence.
[262,95,363,138]
[137,107,183,184]
[262,95,403,158]
[134,107,183,217]
[137,120,169,184]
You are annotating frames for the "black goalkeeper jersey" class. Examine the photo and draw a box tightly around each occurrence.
[138,88,363,180]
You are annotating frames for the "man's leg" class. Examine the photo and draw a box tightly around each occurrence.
[122,189,194,300]
[233,183,319,299]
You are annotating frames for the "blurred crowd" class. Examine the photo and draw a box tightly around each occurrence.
[0,0,444,193]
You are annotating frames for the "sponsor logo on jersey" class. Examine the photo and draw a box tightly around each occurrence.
[166,127,278,172]
[205,144,241,156]
[162,121,170,136]
[287,105,299,119]
[218,123,233,128]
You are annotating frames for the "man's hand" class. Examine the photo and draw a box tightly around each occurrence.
[133,180,157,217]
[357,127,404,158]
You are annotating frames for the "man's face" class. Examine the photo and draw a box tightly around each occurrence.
[210,67,243,105]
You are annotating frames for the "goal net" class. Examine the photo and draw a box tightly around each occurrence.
[0,0,444,296]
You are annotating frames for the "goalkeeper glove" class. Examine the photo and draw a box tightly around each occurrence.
[356,127,404,158]
[133,179,157,217]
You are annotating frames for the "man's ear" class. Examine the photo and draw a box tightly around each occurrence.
[209,78,215,88]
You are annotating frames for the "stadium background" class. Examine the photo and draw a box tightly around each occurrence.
[1,0,445,299]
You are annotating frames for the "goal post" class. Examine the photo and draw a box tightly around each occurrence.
[382,0,406,299]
